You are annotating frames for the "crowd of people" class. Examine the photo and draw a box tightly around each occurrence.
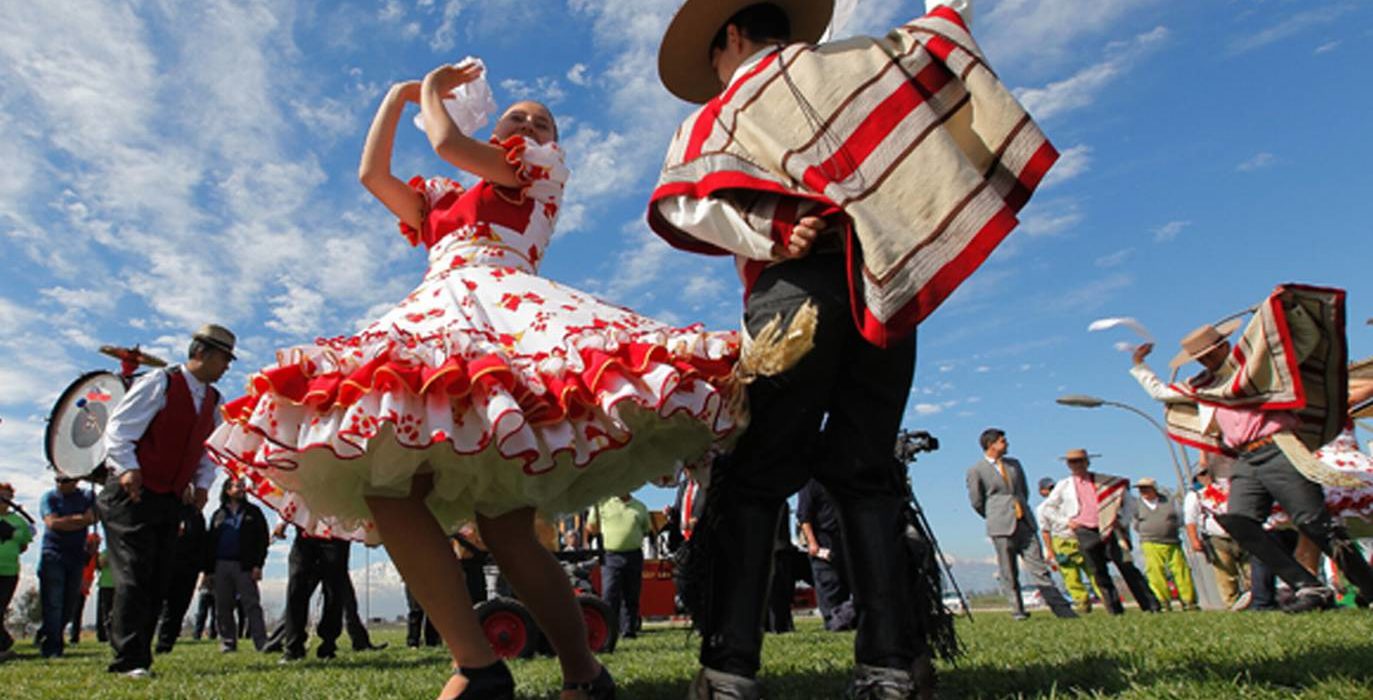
[1,2,1370,700]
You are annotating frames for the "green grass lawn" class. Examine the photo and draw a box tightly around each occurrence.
[6,610,1373,699]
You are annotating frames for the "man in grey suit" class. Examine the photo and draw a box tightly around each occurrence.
[966,429,1076,620]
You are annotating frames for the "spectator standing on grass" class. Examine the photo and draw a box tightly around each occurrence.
[95,545,116,642]
[205,477,270,652]
[798,479,854,631]
[764,501,795,634]
[101,325,233,676]
[191,573,216,640]
[1131,478,1197,611]
[586,493,650,639]
[37,475,95,658]
[1040,449,1161,614]
[404,583,440,648]
[1184,465,1248,608]
[154,497,208,653]
[0,481,35,662]
[1036,477,1098,614]
[966,429,1077,620]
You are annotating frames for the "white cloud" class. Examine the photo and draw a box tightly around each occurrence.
[914,403,944,416]
[979,0,1161,71]
[1313,40,1341,55]
[429,0,467,52]
[1094,248,1135,268]
[1152,220,1191,243]
[1019,199,1084,237]
[1014,26,1168,121]
[1039,145,1092,189]
[1228,5,1355,56]
[1236,152,1276,172]
[265,279,328,338]
[567,63,591,86]
[500,77,567,105]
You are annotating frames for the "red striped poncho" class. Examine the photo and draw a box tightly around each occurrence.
[648,5,1056,347]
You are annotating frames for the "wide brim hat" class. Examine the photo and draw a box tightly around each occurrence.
[658,0,835,104]
[1135,477,1158,489]
[1058,448,1100,462]
[193,324,237,360]
[1169,318,1243,370]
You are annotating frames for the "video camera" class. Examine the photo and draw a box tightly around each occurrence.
[895,429,939,464]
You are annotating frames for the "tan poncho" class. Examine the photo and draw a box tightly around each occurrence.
[647,6,1055,347]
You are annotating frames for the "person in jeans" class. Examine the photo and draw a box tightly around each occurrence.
[37,476,95,658]
[586,494,650,639]
[205,478,269,652]
[0,482,35,662]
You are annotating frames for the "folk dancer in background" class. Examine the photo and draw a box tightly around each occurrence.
[1129,285,1373,612]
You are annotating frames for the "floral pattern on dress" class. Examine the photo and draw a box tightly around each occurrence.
[207,136,740,543]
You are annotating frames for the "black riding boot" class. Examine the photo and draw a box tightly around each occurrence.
[695,495,785,679]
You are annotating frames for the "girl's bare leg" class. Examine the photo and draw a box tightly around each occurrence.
[477,507,601,694]
[368,474,498,699]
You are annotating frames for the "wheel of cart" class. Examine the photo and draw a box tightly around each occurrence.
[578,593,618,654]
[475,597,542,659]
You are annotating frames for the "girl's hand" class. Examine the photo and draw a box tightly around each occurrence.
[424,62,483,96]
[391,80,422,103]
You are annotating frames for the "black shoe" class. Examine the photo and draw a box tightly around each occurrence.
[261,639,283,654]
[154,644,173,655]
[316,645,337,660]
[564,665,616,699]
[1284,586,1335,614]
[448,661,515,700]
[353,642,389,652]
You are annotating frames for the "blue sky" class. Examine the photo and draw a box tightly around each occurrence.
[2,0,1372,616]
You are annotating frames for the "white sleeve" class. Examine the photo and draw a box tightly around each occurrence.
[655,195,780,262]
[925,0,973,25]
[1129,364,1191,404]
[103,371,169,475]
[192,395,225,491]
[1182,492,1201,527]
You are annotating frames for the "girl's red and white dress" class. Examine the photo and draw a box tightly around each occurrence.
[207,136,738,543]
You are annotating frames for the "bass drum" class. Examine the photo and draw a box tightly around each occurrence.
[45,370,128,479]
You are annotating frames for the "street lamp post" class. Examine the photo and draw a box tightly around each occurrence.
[1056,393,1221,610]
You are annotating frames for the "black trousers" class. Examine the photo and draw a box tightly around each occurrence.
[808,529,851,629]
[283,537,352,657]
[338,562,377,649]
[68,590,87,643]
[698,254,924,677]
[1075,527,1160,614]
[0,574,16,652]
[155,563,201,652]
[96,587,115,642]
[1216,442,1373,600]
[192,587,216,639]
[98,482,181,672]
[1249,529,1300,610]
[603,549,644,637]
[405,585,440,647]
[765,549,794,633]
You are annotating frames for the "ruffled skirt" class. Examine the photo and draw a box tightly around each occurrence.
[208,242,739,543]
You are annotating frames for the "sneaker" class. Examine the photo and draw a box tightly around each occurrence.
[849,664,916,700]
[688,667,762,700]
[1284,586,1335,614]
[278,654,303,665]
[124,668,153,679]
[1011,612,1030,621]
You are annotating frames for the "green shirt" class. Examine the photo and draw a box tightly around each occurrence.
[0,512,35,576]
[587,497,650,553]
[98,549,115,588]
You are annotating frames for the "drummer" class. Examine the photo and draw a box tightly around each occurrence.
[100,324,235,678]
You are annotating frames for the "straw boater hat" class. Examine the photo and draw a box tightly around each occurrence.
[1058,448,1100,462]
[193,324,237,360]
[1168,318,1243,370]
[1135,477,1157,490]
[658,0,835,104]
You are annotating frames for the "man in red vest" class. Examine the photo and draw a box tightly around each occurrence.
[101,324,234,677]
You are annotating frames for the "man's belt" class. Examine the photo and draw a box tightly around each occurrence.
[1236,434,1278,454]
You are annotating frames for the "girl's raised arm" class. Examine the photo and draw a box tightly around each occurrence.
[420,64,523,189]
[359,82,426,231]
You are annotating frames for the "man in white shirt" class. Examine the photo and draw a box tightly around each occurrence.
[100,325,233,677]
[1183,465,1248,607]
[1036,477,1097,614]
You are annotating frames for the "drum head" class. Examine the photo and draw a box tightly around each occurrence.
[45,371,127,479]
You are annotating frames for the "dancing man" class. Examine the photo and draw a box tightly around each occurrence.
[649,1,1054,696]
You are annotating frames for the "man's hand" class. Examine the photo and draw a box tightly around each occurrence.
[807,541,820,558]
[119,470,143,504]
[272,522,288,541]
[773,216,828,260]
[252,567,263,582]
[1132,342,1154,366]
[1190,539,1205,554]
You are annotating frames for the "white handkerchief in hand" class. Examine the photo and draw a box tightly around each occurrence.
[414,56,498,136]
[1089,317,1155,352]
